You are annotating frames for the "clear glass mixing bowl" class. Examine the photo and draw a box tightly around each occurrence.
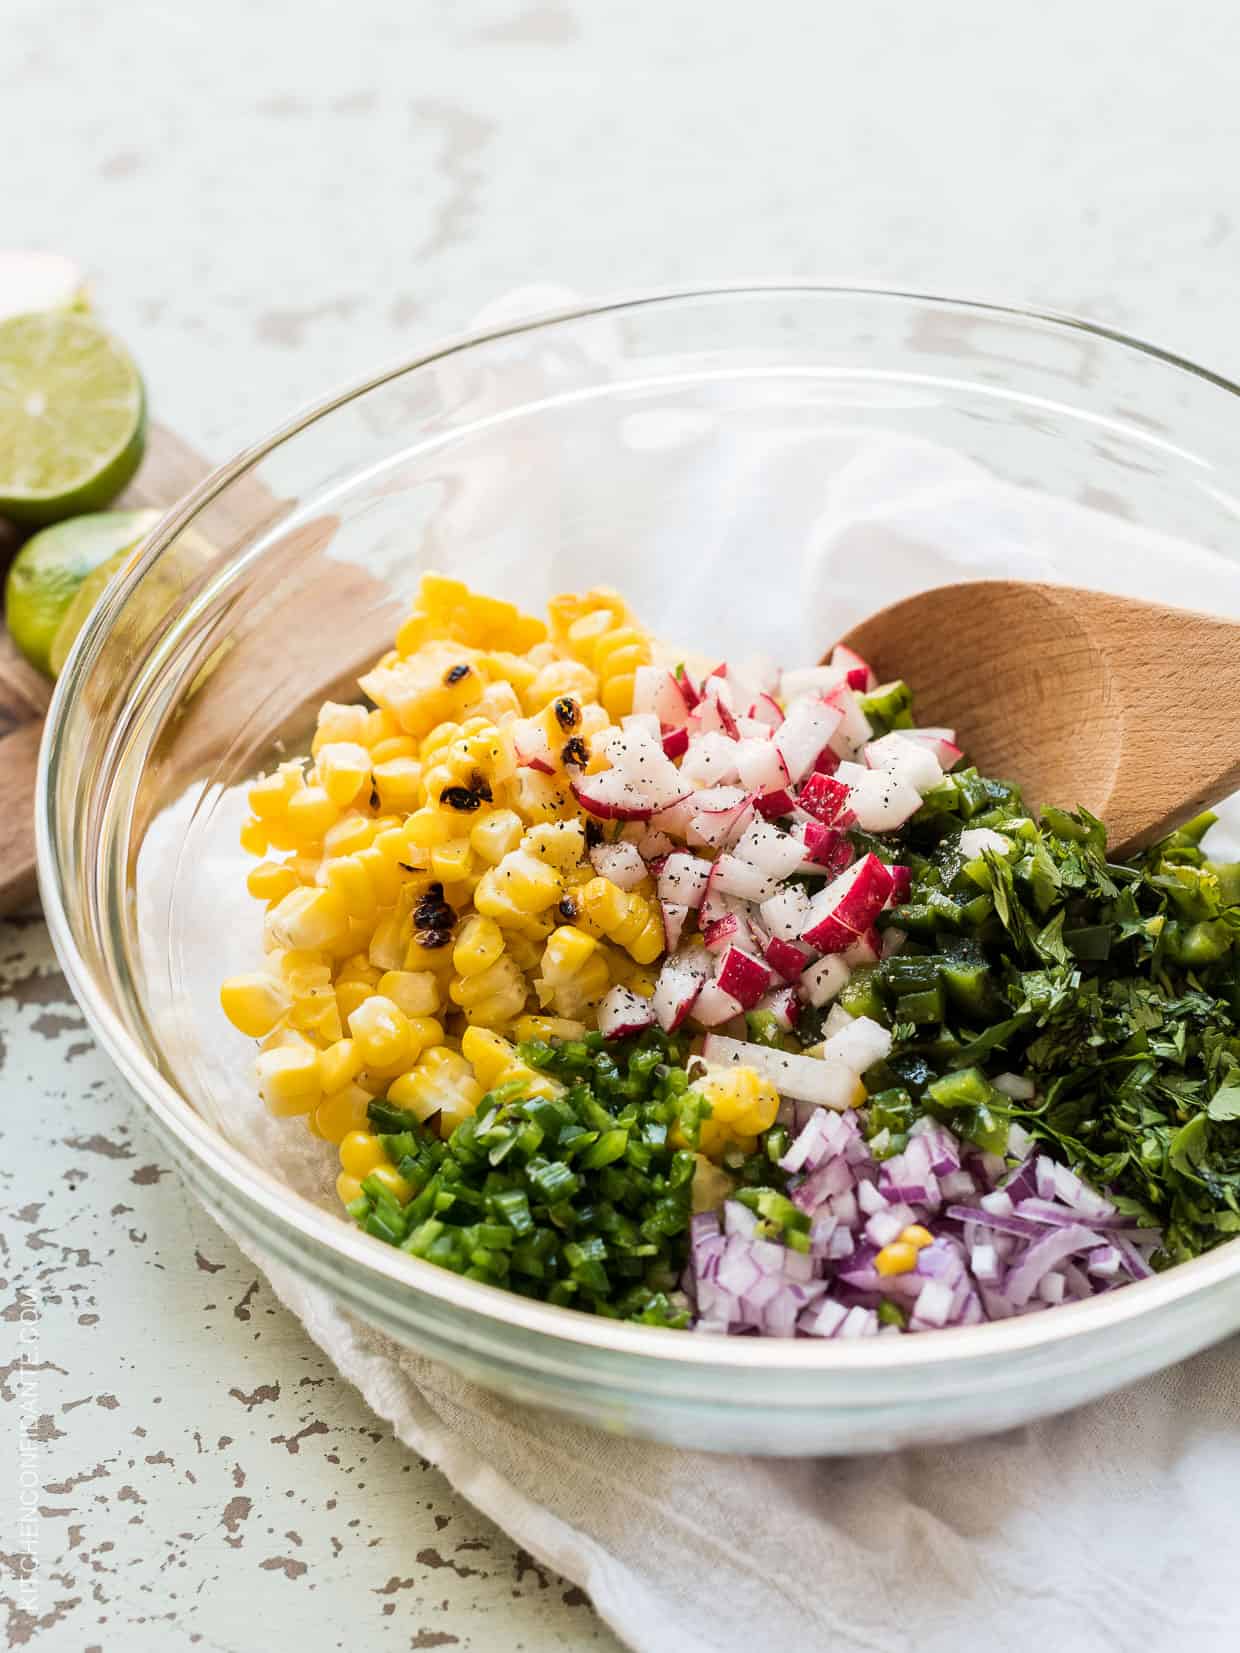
[37,286,1240,1455]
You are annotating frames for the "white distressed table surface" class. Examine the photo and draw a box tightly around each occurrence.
[4,1,1240,1648]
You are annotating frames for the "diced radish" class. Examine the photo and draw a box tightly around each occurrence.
[650,795,697,836]
[700,1035,862,1109]
[759,883,812,941]
[673,667,701,712]
[589,841,648,890]
[905,726,963,770]
[731,821,806,881]
[812,745,841,776]
[823,685,872,759]
[716,946,773,1009]
[840,766,922,832]
[765,935,812,981]
[800,954,850,1008]
[688,794,755,851]
[661,901,689,952]
[822,1014,892,1074]
[703,679,740,739]
[633,665,690,728]
[656,851,713,908]
[511,717,556,774]
[748,693,785,729]
[959,827,1012,860]
[652,949,709,1031]
[691,979,745,1028]
[865,731,944,793]
[711,854,778,903]
[596,984,656,1038]
[842,927,881,968]
[824,1003,855,1039]
[797,771,854,826]
[702,913,743,953]
[681,731,741,786]
[754,788,797,820]
[797,821,855,878]
[637,827,676,860]
[774,697,845,785]
[779,666,846,701]
[731,717,770,740]
[829,644,878,692]
[573,770,692,821]
[623,712,662,740]
[802,855,895,952]
[688,694,724,736]
[888,864,912,903]
[734,738,790,796]
[756,984,800,1030]
[661,726,690,761]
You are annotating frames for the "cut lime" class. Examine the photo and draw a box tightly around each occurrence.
[6,508,160,676]
[0,310,146,527]
[0,250,89,322]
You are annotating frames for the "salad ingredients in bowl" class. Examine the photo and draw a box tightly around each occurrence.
[220,574,1240,1340]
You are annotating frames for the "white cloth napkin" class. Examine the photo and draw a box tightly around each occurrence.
[222,287,1240,1653]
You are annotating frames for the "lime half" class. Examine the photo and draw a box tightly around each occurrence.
[0,310,146,527]
[5,508,160,676]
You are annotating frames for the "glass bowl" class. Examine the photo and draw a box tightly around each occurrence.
[37,286,1240,1456]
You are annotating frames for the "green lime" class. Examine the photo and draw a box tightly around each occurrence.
[6,508,160,676]
[0,310,146,527]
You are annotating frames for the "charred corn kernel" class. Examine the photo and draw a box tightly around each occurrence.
[523,820,586,870]
[349,994,413,1068]
[513,1013,587,1042]
[220,973,291,1037]
[430,837,473,883]
[355,846,402,908]
[265,886,348,951]
[470,809,523,865]
[323,812,377,858]
[367,1162,414,1203]
[254,1044,322,1115]
[336,1172,365,1206]
[368,734,419,764]
[239,816,268,857]
[902,1224,934,1250]
[285,784,339,842]
[403,931,459,974]
[452,914,505,978]
[524,658,597,712]
[246,860,301,905]
[388,1046,483,1132]
[577,877,663,964]
[449,953,527,1027]
[376,970,441,1017]
[491,847,564,912]
[339,1130,388,1178]
[313,701,370,753]
[319,1036,365,1095]
[315,741,372,807]
[314,1082,370,1144]
[358,642,486,738]
[248,763,303,820]
[373,756,423,812]
[692,1066,781,1159]
[875,1241,920,1276]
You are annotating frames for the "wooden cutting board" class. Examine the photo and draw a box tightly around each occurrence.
[0,425,280,915]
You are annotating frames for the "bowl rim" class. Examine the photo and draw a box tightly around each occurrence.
[36,279,1240,1377]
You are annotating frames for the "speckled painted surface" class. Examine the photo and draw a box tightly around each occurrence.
[5,0,1240,1647]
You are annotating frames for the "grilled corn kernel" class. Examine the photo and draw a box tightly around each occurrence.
[220,973,291,1038]
[524,658,597,712]
[246,860,301,905]
[430,837,473,883]
[348,994,414,1069]
[405,807,455,849]
[523,820,586,871]
[285,784,339,842]
[248,763,303,821]
[334,980,373,1022]
[388,1047,483,1132]
[318,1036,366,1095]
[692,1066,781,1159]
[316,855,378,922]
[239,816,268,857]
[452,913,505,978]
[373,756,423,812]
[513,1013,587,1042]
[577,877,663,963]
[493,848,565,911]
[448,954,527,1027]
[356,846,402,908]
[322,812,377,858]
[265,886,349,951]
[875,1241,920,1276]
[363,707,400,748]
[314,1082,370,1144]
[339,1130,388,1178]
[315,741,372,807]
[254,1045,322,1116]
[470,809,523,866]
[369,735,419,764]
[313,701,370,753]
[376,970,441,1017]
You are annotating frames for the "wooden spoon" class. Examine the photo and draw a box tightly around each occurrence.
[837,580,1240,858]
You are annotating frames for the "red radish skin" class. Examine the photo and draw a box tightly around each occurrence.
[802,854,895,953]
[749,693,785,729]
[812,745,841,776]
[798,772,854,826]
[754,788,798,820]
[758,984,800,1029]
[702,914,743,952]
[673,668,701,712]
[716,945,773,1009]
[661,726,690,760]
[633,666,690,728]
[652,952,708,1031]
[596,985,656,1038]
[889,864,912,903]
[765,935,810,981]
[573,773,691,821]
[842,927,882,968]
[799,821,855,877]
[773,697,844,784]
[830,644,877,692]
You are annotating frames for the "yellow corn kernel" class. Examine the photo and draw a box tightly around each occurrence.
[448,954,527,1027]
[477,680,522,723]
[369,735,419,765]
[348,994,414,1069]
[339,1130,389,1178]
[523,820,586,871]
[693,1066,781,1159]
[577,877,663,964]
[220,973,291,1038]
[248,763,303,821]
[535,925,610,1018]
[451,913,505,979]
[494,848,565,911]
[315,1082,370,1144]
[501,929,545,975]
[902,1224,934,1250]
[524,658,597,712]
[513,1014,588,1043]
[315,740,372,807]
[322,812,376,858]
[404,807,456,849]
[542,924,598,977]
[358,643,486,738]
[367,1162,414,1204]
[316,854,377,921]
[373,756,423,813]
[334,979,373,1023]
[460,1025,517,1090]
[376,970,441,1017]
[470,809,523,866]
[313,701,370,754]
[355,846,402,908]
[336,1172,364,1205]
[388,1046,483,1132]
[318,1036,365,1095]
[514,770,576,824]
[430,837,473,883]
[363,707,401,748]
[290,985,343,1044]
[264,886,349,951]
[875,1242,920,1277]
[239,815,268,857]
[335,952,381,986]
[254,1044,322,1116]
[246,860,301,905]
[285,784,339,842]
